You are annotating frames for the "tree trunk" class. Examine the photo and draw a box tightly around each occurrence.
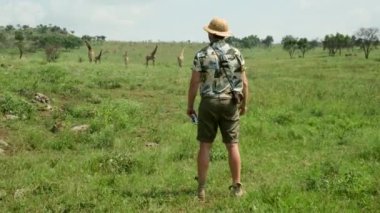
[364,45,370,59]
[18,46,23,59]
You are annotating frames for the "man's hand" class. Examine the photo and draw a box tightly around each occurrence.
[239,105,247,116]
[187,108,196,117]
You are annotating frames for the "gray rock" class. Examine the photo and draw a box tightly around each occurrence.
[71,124,90,132]
[14,188,29,199]
[0,139,8,147]
[145,142,159,147]
[4,114,19,120]
[34,93,50,104]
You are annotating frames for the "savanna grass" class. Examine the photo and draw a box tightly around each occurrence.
[0,42,379,211]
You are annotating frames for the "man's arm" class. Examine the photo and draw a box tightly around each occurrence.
[187,71,201,116]
[239,70,249,115]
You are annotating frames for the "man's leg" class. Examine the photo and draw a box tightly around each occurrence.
[225,143,241,184]
[197,142,212,201]
[197,142,212,185]
[225,142,243,196]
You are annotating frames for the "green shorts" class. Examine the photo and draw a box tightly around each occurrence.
[197,97,240,143]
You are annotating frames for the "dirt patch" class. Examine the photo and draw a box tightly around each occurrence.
[0,127,10,156]
[0,127,8,140]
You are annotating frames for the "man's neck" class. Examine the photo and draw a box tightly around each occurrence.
[210,39,224,46]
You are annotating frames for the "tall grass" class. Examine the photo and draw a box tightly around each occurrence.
[0,42,379,211]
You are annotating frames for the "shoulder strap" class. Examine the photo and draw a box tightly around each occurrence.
[210,45,236,91]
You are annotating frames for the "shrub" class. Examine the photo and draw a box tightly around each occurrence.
[0,93,35,119]
[97,80,122,89]
[93,100,142,131]
[89,152,138,174]
[89,127,115,149]
[272,111,294,125]
[45,45,60,62]
[45,133,77,151]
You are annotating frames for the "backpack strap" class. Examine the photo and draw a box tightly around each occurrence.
[210,45,236,92]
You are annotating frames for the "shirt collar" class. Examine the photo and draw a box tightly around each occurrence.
[210,39,227,49]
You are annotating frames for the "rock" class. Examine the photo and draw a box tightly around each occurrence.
[14,188,29,199]
[38,104,53,111]
[71,124,90,132]
[0,139,8,147]
[4,114,19,120]
[45,104,53,111]
[0,140,7,155]
[145,142,159,147]
[34,93,50,104]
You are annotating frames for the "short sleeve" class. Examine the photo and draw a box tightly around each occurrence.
[236,51,246,72]
[191,52,203,72]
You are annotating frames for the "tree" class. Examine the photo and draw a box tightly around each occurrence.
[309,39,320,49]
[322,34,345,56]
[81,35,92,42]
[241,35,260,48]
[62,35,82,49]
[343,35,354,52]
[36,34,64,49]
[36,24,48,34]
[355,27,379,59]
[95,35,106,42]
[297,38,309,58]
[14,30,24,42]
[226,36,242,47]
[0,32,8,48]
[14,30,25,59]
[261,35,274,48]
[0,32,6,44]
[5,25,14,32]
[281,35,298,58]
[335,33,346,56]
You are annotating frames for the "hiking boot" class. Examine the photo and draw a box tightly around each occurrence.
[195,176,206,202]
[229,183,244,197]
[197,184,206,202]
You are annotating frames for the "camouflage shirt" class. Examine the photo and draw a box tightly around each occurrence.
[192,40,245,98]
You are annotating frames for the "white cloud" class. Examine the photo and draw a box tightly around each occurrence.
[0,0,379,41]
[0,1,45,26]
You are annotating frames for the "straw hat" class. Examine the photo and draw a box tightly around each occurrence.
[203,17,232,37]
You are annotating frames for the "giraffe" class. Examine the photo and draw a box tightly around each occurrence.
[94,49,103,63]
[145,45,158,67]
[177,47,185,68]
[124,51,129,66]
[84,40,95,62]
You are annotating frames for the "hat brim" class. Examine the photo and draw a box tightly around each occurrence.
[203,26,232,37]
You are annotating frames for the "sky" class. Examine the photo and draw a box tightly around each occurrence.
[0,0,379,43]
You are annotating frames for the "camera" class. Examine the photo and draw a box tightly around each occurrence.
[190,113,198,124]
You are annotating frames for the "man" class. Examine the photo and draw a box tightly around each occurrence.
[187,17,249,201]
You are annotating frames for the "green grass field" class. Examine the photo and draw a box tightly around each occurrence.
[0,42,379,212]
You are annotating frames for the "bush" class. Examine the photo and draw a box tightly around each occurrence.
[89,152,138,174]
[45,45,60,62]
[0,93,35,119]
[92,100,142,131]
[97,80,122,89]
[89,127,115,149]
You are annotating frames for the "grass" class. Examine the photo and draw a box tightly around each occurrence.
[0,42,379,212]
